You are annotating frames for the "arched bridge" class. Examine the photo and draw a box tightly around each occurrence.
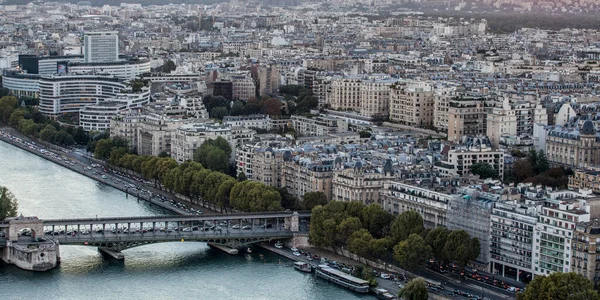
[0,211,311,271]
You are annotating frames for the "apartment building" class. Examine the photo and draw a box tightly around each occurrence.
[258,64,280,97]
[231,72,256,101]
[380,179,452,228]
[546,120,598,169]
[331,163,393,205]
[223,114,272,131]
[433,85,456,132]
[447,95,489,142]
[572,220,600,288]
[534,198,592,276]
[436,137,505,180]
[291,115,348,137]
[569,170,600,194]
[490,200,538,283]
[136,114,186,157]
[281,157,334,201]
[389,80,434,127]
[359,78,396,118]
[170,122,233,163]
[110,110,142,151]
[328,77,362,112]
[327,76,396,119]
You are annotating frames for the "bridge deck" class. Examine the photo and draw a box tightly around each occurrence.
[42,211,311,227]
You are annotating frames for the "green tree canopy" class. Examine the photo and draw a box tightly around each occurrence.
[517,272,600,300]
[393,234,433,271]
[443,230,480,267]
[302,191,328,210]
[390,210,424,243]
[347,228,374,258]
[361,204,394,238]
[399,278,428,300]
[470,162,498,179]
[0,186,18,220]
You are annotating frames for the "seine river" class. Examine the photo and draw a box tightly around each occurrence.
[0,141,369,300]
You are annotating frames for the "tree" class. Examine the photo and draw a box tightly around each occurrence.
[516,272,600,300]
[390,210,424,243]
[39,124,57,143]
[514,159,535,182]
[393,234,433,271]
[0,186,18,220]
[399,278,428,300]
[237,172,248,182]
[231,100,245,116]
[371,238,393,260]
[361,204,394,237]
[202,95,230,114]
[302,191,328,210]
[94,138,114,160]
[346,201,365,218]
[193,137,232,174]
[347,228,374,258]
[425,227,451,261]
[261,98,282,116]
[336,217,363,244]
[536,150,549,173]
[470,162,497,179]
[443,230,479,267]
[210,106,229,120]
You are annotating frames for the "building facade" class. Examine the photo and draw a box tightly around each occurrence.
[84,31,119,63]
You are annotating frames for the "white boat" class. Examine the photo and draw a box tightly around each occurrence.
[294,261,313,273]
[247,247,252,253]
[374,288,397,300]
[275,242,283,249]
[315,264,370,293]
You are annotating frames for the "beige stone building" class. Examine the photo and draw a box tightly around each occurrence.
[327,76,396,119]
[572,220,600,288]
[546,120,598,169]
[328,77,362,112]
[231,72,256,101]
[331,163,394,205]
[136,114,186,157]
[569,169,600,194]
[258,64,280,97]
[435,137,505,180]
[281,157,334,201]
[389,80,434,127]
[447,96,489,142]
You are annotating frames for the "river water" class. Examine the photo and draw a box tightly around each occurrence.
[0,141,369,300]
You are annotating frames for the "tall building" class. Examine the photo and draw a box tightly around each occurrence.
[489,200,537,283]
[258,64,280,97]
[83,31,119,63]
[534,198,592,276]
[389,80,434,127]
[447,95,488,142]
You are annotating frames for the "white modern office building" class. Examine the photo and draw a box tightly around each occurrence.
[38,74,125,117]
[84,31,119,63]
[69,59,151,80]
[79,88,151,131]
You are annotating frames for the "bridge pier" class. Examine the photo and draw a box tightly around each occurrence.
[207,243,239,255]
[98,247,124,260]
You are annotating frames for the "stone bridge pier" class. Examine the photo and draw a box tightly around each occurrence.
[1,216,60,271]
[284,212,299,232]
